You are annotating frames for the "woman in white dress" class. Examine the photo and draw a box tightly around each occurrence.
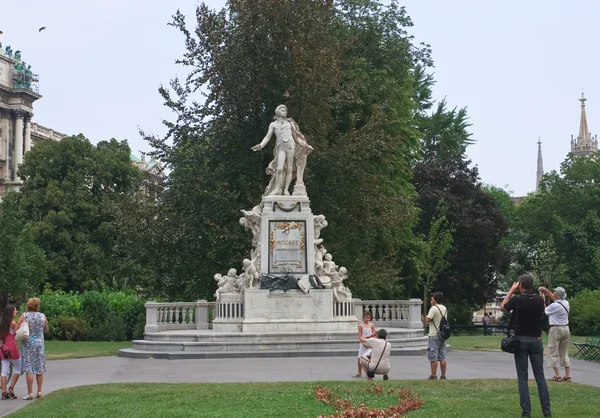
[353,311,376,378]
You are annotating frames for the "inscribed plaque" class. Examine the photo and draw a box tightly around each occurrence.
[268,220,307,274]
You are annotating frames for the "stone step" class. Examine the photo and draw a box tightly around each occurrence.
[119,347,426,360]
[144,329,424,343]
[132,336,428,353]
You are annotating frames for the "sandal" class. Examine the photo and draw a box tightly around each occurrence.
[548,376,562,382]
[1,392,8,400]
[561,377,572,382]
[23,394,33,400]
[352,374,362,378]
[8,387,16,399]
[37,392,42,398]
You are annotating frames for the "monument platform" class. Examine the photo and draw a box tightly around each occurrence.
[120,299,427,359]
[120,328,427,359]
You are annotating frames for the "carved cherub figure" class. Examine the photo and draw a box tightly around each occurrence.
[322,253,337,275]
[242,258,260,288]
[332,266,350,301]
[214,269,240,302]
[313,215,328,245]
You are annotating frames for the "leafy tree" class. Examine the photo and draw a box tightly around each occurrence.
[0,192,46,309]
[145,0,432,300]
[519,153,600,294]
[420,203,454,314]
[17,135,143,292]
[482,185,531,291]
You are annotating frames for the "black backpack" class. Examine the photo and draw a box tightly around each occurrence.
[434,306,451,340]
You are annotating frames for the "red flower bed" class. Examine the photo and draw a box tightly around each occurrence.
[313,384,424,418]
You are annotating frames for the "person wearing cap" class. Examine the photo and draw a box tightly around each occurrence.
[539,286,571,382]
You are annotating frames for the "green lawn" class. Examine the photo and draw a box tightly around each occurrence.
[45,341,132,360]
[448,334,587,357]
[10,380,600,418]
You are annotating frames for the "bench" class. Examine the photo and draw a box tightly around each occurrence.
[573,329,600,361]
[451,324,507,337]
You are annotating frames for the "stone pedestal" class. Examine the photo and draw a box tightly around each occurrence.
[242,288,356,332]
[260,195,315,278]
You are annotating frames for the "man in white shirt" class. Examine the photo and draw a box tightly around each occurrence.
[425,292,448,380]
[540,286,571,382]
[360,329,391,381]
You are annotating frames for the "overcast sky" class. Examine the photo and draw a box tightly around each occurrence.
[2,1,598,196]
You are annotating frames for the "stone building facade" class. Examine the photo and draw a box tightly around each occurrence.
[0,44,67,196]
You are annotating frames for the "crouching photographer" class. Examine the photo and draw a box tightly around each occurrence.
[359,329,391,381]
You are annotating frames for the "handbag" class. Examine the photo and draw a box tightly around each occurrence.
[501,298,520,354]
[367,341,388,378]
[16,313,30,343]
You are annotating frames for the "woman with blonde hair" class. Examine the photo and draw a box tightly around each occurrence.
[16,298,48,400]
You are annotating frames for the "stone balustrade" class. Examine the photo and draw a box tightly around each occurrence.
[355,299,423,329]
[144,301,213,333]
[144,298,423,334]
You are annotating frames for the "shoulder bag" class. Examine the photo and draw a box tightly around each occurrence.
[16,313,30,343]
[367,341,388,378]
[501,297,520,354]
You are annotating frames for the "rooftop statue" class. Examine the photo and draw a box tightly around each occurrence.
[14,50,21,60]
[5,45,13,57]
[251,105,313,197]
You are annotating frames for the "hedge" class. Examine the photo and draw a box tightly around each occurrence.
[18,290,145,341]
[569,289,600,336]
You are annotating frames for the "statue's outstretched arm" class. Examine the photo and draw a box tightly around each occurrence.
[252,123,274,151]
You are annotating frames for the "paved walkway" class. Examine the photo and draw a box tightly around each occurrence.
[1,350,599,416]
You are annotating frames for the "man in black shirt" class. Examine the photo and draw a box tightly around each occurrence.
[501,274,551,418]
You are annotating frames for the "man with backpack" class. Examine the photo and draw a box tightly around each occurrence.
[425,291,449,380]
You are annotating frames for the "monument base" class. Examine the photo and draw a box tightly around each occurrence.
[242,288,356,333]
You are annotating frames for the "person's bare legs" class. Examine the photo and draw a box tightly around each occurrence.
[564,366,571,379]
[1,376,7,394]
[36,374,43,396]
[26,373,33,396]
[430,361,438,377]
[440,360,447,377]
[356,358,362,376]
[8,372,20,395]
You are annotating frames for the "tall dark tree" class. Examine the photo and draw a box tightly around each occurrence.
[17,135,143,291]
[145,0,432,300]
[0,191,46,309]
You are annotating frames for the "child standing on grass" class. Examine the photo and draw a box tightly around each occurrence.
[353,311,376,378]
[0,305,21,400]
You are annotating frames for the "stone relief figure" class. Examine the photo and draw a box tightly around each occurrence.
[315,246,327,275]
[251,105,313,197]
[331,267,351,301]
[240,204,262,265]
[322,253,337,275]
[214,269,241,302]
[242,258,260,288]
[313,214,328,245]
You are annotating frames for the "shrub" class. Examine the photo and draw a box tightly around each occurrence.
[21,289,146,341]
[569,289,600,336]
[55,316,88,341]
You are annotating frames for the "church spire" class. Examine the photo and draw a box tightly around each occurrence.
[536,137,544,192]
[571,91,599,157]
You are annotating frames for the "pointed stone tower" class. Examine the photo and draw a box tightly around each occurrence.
[536,137,544,192]
[571,92,599,157]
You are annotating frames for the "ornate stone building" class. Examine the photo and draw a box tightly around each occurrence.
[571,92,598,157]
[513,92,599,205]
[0,44,67,196]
